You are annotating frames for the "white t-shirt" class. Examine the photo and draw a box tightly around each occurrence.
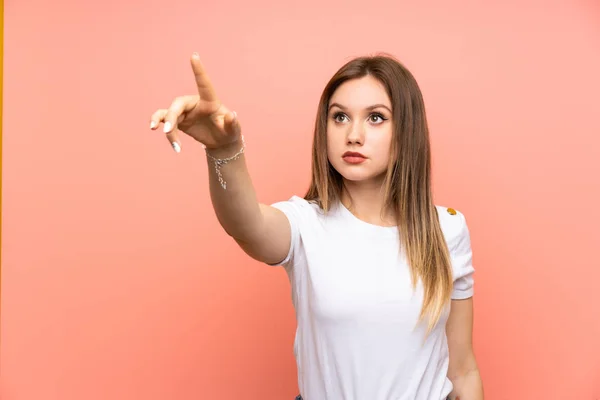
[269,195,475,400]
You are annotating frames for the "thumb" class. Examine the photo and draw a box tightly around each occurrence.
[223,111,241,137]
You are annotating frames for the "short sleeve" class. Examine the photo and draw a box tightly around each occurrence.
[449,211,475,300]
[266,195,307,267]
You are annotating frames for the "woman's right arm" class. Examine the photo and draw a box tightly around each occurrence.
[204,137,292,265]
[149,53,291,265]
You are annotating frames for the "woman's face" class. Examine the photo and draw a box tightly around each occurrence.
[326,75,394,185]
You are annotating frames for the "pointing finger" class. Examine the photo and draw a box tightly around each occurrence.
[190,53,218,102]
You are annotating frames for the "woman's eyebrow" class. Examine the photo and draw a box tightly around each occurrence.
[328,103,392,113]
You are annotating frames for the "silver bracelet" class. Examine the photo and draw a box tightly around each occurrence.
[203,136,245,190]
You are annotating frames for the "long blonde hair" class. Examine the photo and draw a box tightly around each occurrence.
[304,54,453,335]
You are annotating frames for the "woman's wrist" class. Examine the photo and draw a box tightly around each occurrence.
[203,136,243,158]
[203,136,246,190]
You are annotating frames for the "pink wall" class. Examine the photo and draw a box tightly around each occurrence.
[2,1,599,399]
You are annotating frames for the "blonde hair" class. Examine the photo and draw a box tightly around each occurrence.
[304,54,453,335]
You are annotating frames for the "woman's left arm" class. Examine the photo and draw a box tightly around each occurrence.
[446,297,484,400]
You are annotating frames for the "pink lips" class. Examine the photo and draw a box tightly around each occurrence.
[342,151,367,164]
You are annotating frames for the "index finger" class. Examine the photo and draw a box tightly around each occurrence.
[190,53,218,102]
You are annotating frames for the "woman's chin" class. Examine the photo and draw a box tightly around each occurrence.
[338,168,381,183]
[331,159,387,183]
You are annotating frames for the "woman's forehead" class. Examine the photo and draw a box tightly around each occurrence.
[330,76,391,108]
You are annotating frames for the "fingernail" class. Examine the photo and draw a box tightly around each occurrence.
[172,142,181,153]
[163,121,172,133]
[232,111,237,120]
[150,121,156,129]
[192,52,199,59]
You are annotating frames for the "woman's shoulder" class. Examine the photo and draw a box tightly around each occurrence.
[273,195,319,207]
[270,195,324,217]
[435,204,470,246]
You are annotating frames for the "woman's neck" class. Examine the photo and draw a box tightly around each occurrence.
[340,179,396,227]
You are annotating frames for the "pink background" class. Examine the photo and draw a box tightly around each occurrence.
[2,0,599,398]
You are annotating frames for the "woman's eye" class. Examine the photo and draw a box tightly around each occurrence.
[333,113,347,123]
[369,113,386,123]
[332,112,387,124]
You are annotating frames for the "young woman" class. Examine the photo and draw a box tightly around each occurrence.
[149,52,484,400]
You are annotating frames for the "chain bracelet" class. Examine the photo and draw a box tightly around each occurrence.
[204,135,245,190]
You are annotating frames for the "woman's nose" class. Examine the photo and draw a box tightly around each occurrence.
[347,123,365,144]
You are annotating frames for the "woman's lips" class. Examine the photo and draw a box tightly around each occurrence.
[342,151,367,164]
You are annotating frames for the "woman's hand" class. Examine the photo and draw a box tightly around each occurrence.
[149,53,241,152]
